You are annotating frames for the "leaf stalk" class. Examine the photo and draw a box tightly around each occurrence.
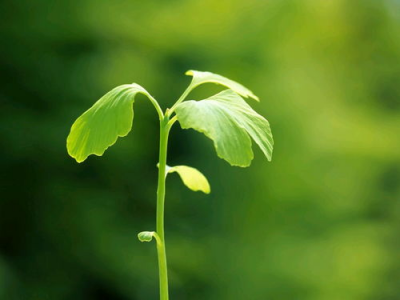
[168,81,194,116]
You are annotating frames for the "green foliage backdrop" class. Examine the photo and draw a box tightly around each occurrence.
[0,1,399,299]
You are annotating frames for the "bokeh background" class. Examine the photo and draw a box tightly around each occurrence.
[1,0,399,299]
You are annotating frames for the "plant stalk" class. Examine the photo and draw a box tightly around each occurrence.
[168,82,194,116]
[156,116,170,300]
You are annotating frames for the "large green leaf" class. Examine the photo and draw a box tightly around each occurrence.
[166,165,210,194]
[186,70,259,101]
[67,84,154,163]
[175,89,273,167]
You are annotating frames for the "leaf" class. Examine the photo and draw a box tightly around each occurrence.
[186,70,259,101]
[175,89,273,167]
[67,84,154,163]
[167,165,211,194]
[138,231,156,242]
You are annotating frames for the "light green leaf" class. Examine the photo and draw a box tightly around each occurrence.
[67,84,155,163]
[167,165,211,194]
[175,89,273,167]
[138,231,156,242]
[186,70,259,101]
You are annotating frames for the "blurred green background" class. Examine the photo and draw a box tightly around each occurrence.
[1,0,399,299]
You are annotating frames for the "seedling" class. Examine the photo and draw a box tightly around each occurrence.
[67,70,273,300]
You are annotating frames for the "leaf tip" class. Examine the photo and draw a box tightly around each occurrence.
[73,157,85,164]
[266,152,273,162]
[66,141,84,163]
[185,70,194,76]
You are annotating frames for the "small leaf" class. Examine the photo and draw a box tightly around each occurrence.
[167,165,211,194]
[67,84,154,163]
[175,90,273,167]
[186,70,259,101]
[138,231,156,242]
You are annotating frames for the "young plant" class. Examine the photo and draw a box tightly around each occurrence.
[67,70,273,300]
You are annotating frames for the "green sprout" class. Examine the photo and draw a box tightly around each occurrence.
[67,70,274,300]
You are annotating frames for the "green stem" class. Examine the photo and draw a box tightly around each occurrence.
[156,115,171,300]
[167,82,194,116]
[147,94,164,121]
